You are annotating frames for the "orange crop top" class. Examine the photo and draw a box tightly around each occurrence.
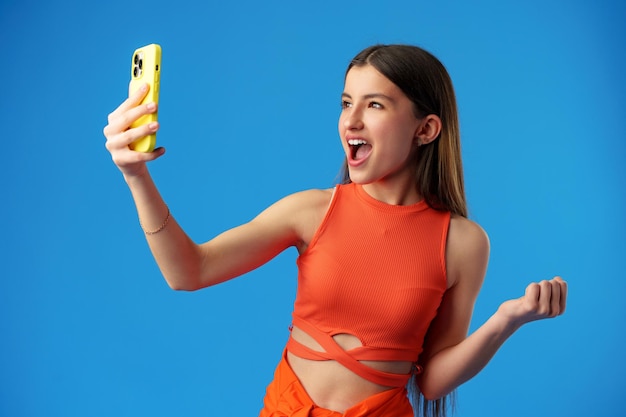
[286,183,450,387]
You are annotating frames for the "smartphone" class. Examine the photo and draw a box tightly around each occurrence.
[129,43,161,152]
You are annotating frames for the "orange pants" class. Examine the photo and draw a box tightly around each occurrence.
[259,352,414,417]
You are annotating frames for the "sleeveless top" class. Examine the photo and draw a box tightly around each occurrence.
[286,183,450,387]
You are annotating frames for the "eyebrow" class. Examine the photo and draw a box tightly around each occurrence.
[341,92,396,102]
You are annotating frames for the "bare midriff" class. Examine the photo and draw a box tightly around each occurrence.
[287,325,413,413]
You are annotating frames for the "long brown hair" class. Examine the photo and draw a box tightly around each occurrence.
[340,44,467,218]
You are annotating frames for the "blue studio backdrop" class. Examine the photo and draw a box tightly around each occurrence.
[1,1,624,416]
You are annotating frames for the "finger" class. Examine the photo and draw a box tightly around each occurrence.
[107,82,150,122]
[128,146,166,162]
[136,146,166,163]
[124,121,160,148]
[556,277,567,314]
[104,102,158,138]
[524,282,540,310]
[105,120,158,151]
[537,280,553,316]
[110,144,166,167]
[548,279,561,317]
[106,121,159,151]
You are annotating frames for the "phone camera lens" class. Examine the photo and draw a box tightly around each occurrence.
[133,67,138,77]
[134,54,139,65]
[138,59,143,70]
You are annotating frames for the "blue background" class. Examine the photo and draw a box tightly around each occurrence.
[1,0,624,416]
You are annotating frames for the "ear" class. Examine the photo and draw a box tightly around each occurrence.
[414,114,442,146]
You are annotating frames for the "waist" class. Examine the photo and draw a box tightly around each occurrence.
[289,325,415,373]
[286,350,408,412]
[271,350,412,414]
[287,317,419,388]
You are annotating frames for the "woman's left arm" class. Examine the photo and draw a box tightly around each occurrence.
[416,216,567,400]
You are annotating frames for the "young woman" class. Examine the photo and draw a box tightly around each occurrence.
[103,44,567,417]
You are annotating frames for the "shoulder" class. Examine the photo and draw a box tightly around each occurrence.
[260,188,334,251]
[272,188,334,214]
[445,215,490,289]
[294,187,335,205]
[447,215,489,249]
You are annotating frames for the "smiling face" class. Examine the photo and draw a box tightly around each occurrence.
[339,64,423,191]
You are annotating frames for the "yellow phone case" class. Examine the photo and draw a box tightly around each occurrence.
[129,44,161,152]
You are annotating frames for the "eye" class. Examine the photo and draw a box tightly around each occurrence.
[341,100,352,109]
[369,101,383,109]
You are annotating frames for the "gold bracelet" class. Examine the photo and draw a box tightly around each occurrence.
[140,206,171,235]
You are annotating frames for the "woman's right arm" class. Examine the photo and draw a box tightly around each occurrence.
[103,84,315,290]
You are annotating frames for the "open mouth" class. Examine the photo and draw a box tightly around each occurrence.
[348,139,372,161]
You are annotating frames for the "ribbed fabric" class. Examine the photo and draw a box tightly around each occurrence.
[287,182,449,386]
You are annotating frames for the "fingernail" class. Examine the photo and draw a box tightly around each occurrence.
[149,122,159,130]
[147,102,156,111]
[141,83,148,92]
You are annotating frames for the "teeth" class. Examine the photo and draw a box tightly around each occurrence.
[348,139,368,146]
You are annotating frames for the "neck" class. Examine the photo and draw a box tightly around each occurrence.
[360,177,421,206]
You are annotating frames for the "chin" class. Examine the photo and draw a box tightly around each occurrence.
[346,171,374,185]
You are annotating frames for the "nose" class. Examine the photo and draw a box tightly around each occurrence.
[342,108,364,130]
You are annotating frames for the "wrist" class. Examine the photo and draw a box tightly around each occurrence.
[489,308,522,337]
[123,167,151,186]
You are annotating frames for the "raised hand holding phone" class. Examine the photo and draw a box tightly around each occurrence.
[103,44,164,178]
